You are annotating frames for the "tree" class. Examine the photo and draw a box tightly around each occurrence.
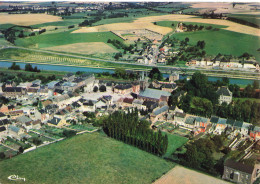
[253,80,259,89]
[9,62,20,70]
[148,67,163,81]
[25,63,34,72]
[0,152,5,159]
[114,68,126,79]
[93,86,98,92]
[99,85,106,92]
[185,37,189,43]
[63,130,76,137]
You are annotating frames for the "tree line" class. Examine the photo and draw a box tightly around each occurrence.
[102,109,168,156]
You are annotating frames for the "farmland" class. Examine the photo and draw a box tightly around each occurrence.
[15,31,124,48]
[0,132,174,184]
[0,13,62,26]
[43,42,119,55]
[154,165,229,184]
[73,14,259,36]
[156,20,260,61]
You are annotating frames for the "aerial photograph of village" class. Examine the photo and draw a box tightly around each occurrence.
[0,0,259,183]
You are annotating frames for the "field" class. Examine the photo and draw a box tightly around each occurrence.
[73,14,259,36]
[170,27,260,61]
[43,42,118,54]
[164,132,188,157]
[0,132,174,184]
[15,31,124,48]
[154,165,229,184]
[0,13,62,26]
[227,13,260,27]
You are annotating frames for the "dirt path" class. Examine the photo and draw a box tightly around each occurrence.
[154,165,230,184]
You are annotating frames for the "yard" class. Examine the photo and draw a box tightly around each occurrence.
[163,132,189,157]
[68,124,97,132]
[0,132,174,184]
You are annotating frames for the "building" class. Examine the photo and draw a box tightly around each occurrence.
[114,84,132,95]
[216,87,232,104]
[222,159,260,184]
[250,126,260,140]
[150,105,169,123]
[138,88,171,103]
[174,112,186,126]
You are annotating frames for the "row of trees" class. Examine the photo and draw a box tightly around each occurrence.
[25,64,40,72]
[216,100,260,125]
[102,109,168,156]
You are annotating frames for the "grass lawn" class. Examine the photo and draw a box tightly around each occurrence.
[15,30,124,48]
[0,132,174,184]
[163,132,188,157]
[157,21,227,29]
[32,19,85,28]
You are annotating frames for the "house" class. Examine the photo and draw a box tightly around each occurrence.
[32,120,42,130]
[3,87,26,97]
[142,101,158,112]
[222,159,260,184]
[0,83,4,93]
[16,115,32,125]
[226,119,235,128]
[216,87,232,104]
[169,72,179,82]
[250,126,260,140]
[184,116,196,129]
[121,98,134,108]
[0,104,9,113]
[47,117,67,127]
[174,112,186,126]
[0,112,7,120]
[63,73,75,81]
[8,125,25,136]
[214,118,227,134]
[138,88,171,103]
[241,122,252,137]
[114,84,133,95]
[194,117,209,135]
[132,99,146,110]
[8,110,24,119]
[82,100,96,112]
[150,105,169,123]
[161,83,177,93]
[0,126,7,139]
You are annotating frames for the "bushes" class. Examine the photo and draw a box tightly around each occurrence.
[63,130,76,138]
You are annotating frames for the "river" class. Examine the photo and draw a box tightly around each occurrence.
[0,61,257,86]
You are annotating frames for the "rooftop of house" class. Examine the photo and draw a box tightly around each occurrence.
[217,118,227,125]
[0,119,10,126]
[114,84,132,90]
[195,117,208,123]
[161,83,177,89]
[8,125,20,133]
[48,117,61,125]
[0,126,6,132]
[132,99,143,105]
[153,105,169,116]
[252,126,260,132]
[0,112,6,117]
[4,87,23,92]
[16,115,32,124]
[123,98,134,104]
[210,116,219,124]
[185,116,196,125]
[175,112,186,118]
[234,120,243,128]
[226,119,235,126]
[224,159,255,174]
[139,88,171,100]
[216,87,232,97]
[242,122,252,129]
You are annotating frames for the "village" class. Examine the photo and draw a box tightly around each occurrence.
[0,69,259,183]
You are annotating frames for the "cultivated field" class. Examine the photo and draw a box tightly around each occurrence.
[154,165,230,184]
[43,42,118,54]
[73,14,260,36]
[0,13,62,26]
[0,132,174,184]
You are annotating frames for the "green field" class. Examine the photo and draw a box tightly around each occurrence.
[164,132,188,157]
[0,132,174,184]
[233,97,260,103]
[15,30,124,48]
[32,19,85,28]
[228,14,260,27]
[163,23,260,61]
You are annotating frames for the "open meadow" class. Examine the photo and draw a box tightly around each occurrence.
[0,132,174,184]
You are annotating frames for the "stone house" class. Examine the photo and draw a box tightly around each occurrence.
[216,87,232,105]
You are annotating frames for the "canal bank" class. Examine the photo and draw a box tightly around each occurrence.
[0,60,258,86]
